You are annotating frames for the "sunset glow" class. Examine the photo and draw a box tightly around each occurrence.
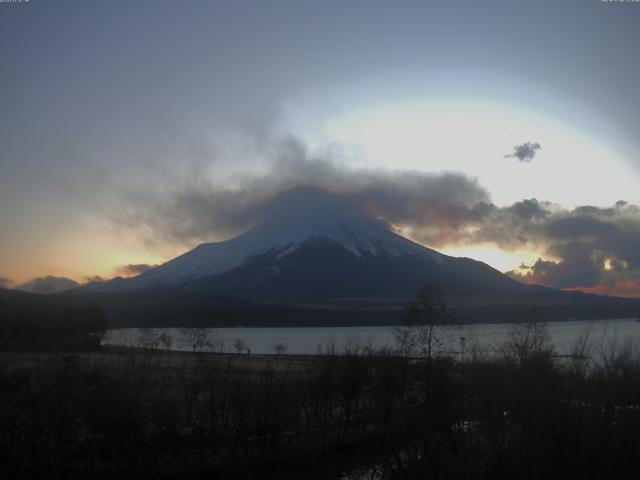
[1,0,639,298]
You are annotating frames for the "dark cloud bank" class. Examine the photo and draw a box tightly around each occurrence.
[104,138,640,297]
[16,276,80,294]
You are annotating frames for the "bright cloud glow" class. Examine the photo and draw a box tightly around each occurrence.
[298,99,638,208]
[438,243,543,274]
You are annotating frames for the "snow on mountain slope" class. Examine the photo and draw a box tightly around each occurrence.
[135,215,444,286]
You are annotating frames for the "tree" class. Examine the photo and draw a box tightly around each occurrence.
[137,328,159,350]
[180,328,212,353]
[272,342,287,357]
[209,330,225,353]
[500,312,553,366]
[158,332,172,351]
[232,338,247,354]
[393,285,447,361]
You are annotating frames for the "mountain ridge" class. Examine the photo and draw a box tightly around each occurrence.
[84,209,543,302]
[73,187,639,325]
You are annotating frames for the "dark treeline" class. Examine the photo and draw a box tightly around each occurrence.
[2,326,640,479]
[0,293,106,349]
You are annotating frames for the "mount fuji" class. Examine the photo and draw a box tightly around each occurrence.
[89,187,537,301]
[79,187,637,326]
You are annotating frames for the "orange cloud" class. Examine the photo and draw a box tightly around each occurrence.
[564,279,640,299]
[115,263,159,278]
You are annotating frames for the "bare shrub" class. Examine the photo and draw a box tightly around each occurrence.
[500,320,553,366]
[137,328,159,351]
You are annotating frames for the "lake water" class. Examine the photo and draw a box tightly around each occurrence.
[103,318,640,358]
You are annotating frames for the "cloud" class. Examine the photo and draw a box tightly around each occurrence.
[84,275,108,284]
[500,202,640,293]
[0,276,12,289]
[103,136,640,297]
[506,243,602,289]
[507,198,548,221]
[16,276,80,294]
[564,276,640,299]
[505,142,542,162]
[106,137,490,248]
[116,264,159,277]
[546,216,619,239]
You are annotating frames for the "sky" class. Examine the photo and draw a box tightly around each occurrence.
[1,0,640,297]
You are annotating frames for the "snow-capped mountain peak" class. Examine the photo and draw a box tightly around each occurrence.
[135,214,443,286]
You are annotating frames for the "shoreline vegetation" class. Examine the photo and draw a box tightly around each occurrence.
[3,330,640,478]
[2,289,640,478]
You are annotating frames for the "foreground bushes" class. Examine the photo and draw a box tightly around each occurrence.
[2,330,640,479]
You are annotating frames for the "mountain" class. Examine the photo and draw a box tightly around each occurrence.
[137,213,443,287]
[176,229,536,301]
[89,187,542,301]
[79,187,638,326]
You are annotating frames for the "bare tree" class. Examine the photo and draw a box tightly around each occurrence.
[595,330,636,379]
[565,331,592,378]
[393,285,447,361]
[137,328,159,351]
[272,342,287,357]
[209,330,225,353]
[232,337,247,355]
[500,316,553,366]
[180,328,212,353]
[392,324,418,358]
[158,332,172,351]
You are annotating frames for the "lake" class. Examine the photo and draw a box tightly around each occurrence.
[103,318,640,357]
